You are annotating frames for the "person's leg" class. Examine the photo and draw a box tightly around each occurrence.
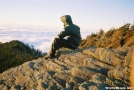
[48,38,75,57]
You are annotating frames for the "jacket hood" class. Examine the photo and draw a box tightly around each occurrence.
[60,15,73,26]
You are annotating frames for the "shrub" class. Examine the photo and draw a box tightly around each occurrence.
[80,23,134,48]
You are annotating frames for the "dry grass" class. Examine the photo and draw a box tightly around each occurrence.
[80,24,134,49]
[130,47,134,89]
[105,30,112,38]
[125,37,134,47]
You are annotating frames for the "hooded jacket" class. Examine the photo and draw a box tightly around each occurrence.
[57,15,81,48]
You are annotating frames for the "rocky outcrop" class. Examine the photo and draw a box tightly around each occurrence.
[0,46,132,90]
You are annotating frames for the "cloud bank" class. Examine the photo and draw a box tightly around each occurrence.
[0,25,91,53]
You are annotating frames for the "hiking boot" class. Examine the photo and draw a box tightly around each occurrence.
[44,55,56,59]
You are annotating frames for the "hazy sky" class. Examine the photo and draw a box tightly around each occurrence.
[0,0,134,31]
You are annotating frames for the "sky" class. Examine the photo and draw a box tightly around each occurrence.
[0,0,134,31]
[0,0,134,52]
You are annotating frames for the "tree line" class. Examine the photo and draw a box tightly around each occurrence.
[0,40,46,73]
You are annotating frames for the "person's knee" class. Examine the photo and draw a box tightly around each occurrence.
[54,38,64,46]
[54,38,60,41]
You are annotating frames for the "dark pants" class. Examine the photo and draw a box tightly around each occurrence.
[48,38,75,56]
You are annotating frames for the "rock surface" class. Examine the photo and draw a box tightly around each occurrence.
[0,46,132,90]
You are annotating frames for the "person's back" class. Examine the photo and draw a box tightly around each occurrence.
[45,15,81,59]
[57,15,81,48]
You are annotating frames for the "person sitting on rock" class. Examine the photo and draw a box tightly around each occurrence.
[45,15,81,59]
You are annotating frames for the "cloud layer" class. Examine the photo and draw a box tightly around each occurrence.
[0,25,91,53]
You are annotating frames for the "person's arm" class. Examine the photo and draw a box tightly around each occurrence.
[56,27,70,39]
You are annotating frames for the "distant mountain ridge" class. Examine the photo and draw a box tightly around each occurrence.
[0,40,44,73]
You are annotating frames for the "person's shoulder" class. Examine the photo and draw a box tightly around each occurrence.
[69,24,79,27]
[72,24,80,30]
[65,24,80,30]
